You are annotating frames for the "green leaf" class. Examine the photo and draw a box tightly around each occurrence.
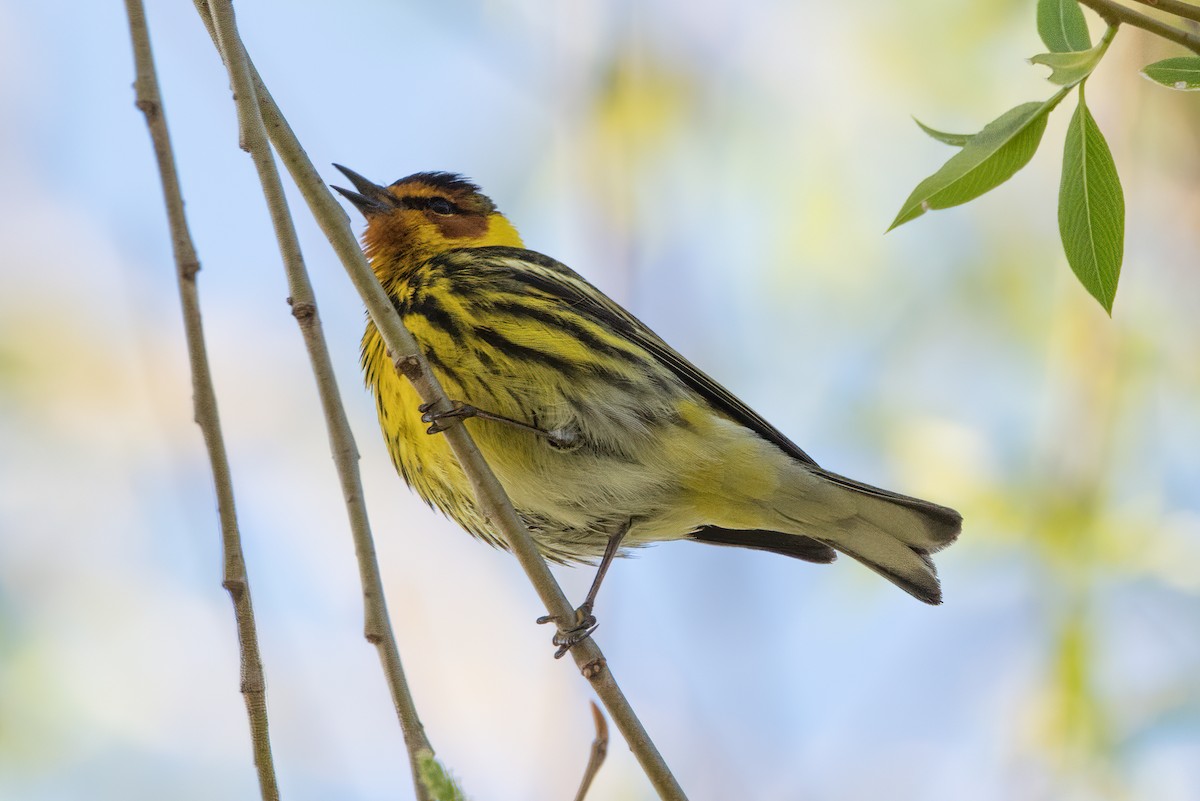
[913,117,973,147]
[1141,56,1200,90]
[889,90,1069,231]
[1037,0,1092,53]
[1058,87,1124,314]
[1030,28,1114,86]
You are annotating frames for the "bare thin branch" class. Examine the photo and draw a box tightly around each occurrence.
[1079,0,1200,54]
[1131,0,1200,25]
[572,701,610,801]
[123,2,280,799]
[197,1,435,798]
[190,4,688,799]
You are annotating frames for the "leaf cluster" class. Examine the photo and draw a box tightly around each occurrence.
[892,0,1200,314]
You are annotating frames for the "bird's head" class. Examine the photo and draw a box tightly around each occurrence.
[332,166,524,279]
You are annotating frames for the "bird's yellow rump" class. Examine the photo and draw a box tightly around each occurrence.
[333,167,961,646]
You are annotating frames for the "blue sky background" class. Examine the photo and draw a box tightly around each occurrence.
[1,2,1198,800]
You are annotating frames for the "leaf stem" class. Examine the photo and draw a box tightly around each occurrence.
[123,2,280,799]
[1078,0,1200,54]
[1100,22,1121,48]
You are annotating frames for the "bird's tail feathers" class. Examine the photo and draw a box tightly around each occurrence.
[814,467,962,553]
[828,519,943,604]
[773,468,962,604]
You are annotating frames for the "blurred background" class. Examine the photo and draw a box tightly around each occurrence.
[1,1,1198,799]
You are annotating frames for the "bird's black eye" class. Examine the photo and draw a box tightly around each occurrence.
[428,197,454,215]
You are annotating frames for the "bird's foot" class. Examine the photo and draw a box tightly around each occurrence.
[537,603,598,659]
[418,400,477,434]
[419,400,581,450]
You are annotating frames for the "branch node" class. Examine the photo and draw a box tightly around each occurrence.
[135,97,160,120]
[394,353,423,379]
[288,298,317,325]
[180,259,201,281]
[580,657,607,680]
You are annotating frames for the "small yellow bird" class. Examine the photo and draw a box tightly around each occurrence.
[334,166,961,655]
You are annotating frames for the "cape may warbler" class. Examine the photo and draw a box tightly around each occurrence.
[334,167,962,653]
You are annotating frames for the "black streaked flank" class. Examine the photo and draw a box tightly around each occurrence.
[473,325,580,376]
[448,248,822,468]
[420,248,822,464]
[404,290,465,342]
[420,347,466,394]
[471,343,497,369]
[485,298,646,367]
[469,322,640,387]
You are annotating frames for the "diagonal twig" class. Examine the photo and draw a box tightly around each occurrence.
[572,701,610,801]
[1130,0,1200,25]
[123,2,280,799]
[190,3,688,799]
[1079,0,1200,54]
[197,1,437,798]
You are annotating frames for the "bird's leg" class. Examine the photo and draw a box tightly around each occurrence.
[418,401,581,451]
[538,521,631,659]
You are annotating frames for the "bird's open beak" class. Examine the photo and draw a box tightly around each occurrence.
[331,164,394,216]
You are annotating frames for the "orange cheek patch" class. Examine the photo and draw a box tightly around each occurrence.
[430,212,488,240]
